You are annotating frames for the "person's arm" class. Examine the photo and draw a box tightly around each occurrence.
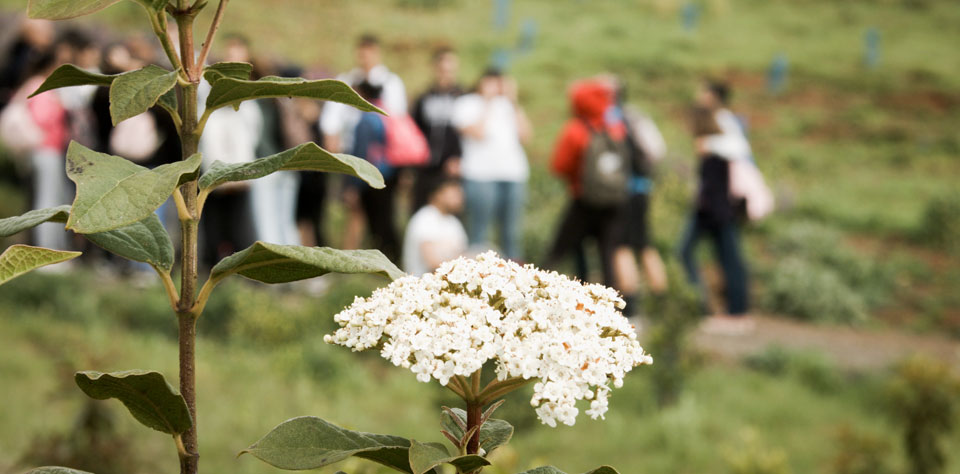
[515,105,533,145]
[419,240,460,271]
[551,121,585,183]
[458,104,489,140]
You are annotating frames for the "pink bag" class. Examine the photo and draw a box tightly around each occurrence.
[384,113,429,167]
[730,159,775,221]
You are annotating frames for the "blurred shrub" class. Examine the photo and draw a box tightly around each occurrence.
[745,346,843,394]
[723,427,792,474]
[759,219,896,323]
[830,424,892,474]
[762,257,868,324]
[18,401,139,474]
[644,264,703,407]
[916,191,960,253]
[886,355,960,474]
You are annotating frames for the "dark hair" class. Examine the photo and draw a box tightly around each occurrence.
[432,45,455,63]
[355,80,382,101]
[56,28,94,51]
[706,80,730,106]
[427,176,461,199]
[25,50,57,77]
[357,33,380,48]
[472,66,502,93]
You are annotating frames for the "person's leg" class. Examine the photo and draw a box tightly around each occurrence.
[463,179,496,249]
[545,200,591,271]
[716,222,749,315]
[679,213,703,287]
[597,207,621,288]
[277,171,301,246]
[360,183,400,261]
[31,150,70,250]
[498,180,526,260]
[250,173,281,244]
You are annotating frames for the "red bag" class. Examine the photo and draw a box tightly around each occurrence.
[384,113,429,167]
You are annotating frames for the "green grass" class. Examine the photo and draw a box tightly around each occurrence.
[1,271,959,473]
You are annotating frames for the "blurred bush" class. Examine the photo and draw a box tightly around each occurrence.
[830,424,892,474]
[759,220,894,323]
[886,355,960,474]
[916,191,960,254]
[745,345,843,394]
[644,263,704,407]
[723,427,793,474]
[762,257,867,324]
[18,401,140,474]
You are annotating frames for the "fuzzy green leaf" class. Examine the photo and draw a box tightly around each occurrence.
[29,64,114,98]
[203,62,253,84]
[583,468,619,474]
[205,76,384,114]
[408,440,489,474]
[27,0,122,19]
[199,142,384,192]
[109,65,178,125]
[84,213,174,271]
[0,245,80,286]
[241,416,413,472]
[75,370,191,435]
[210,242,404,285]
[65,141,201,234]
[0,205,70,237]
[24,467,96,474]
[440,408,514,455]
[0,206,173,271]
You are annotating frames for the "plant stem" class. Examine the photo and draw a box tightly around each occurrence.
[465,399,483,456]
[195,0,229,71]
[174,16,201,468]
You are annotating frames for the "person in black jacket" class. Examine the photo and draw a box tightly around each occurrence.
[679,91,750,330]
[409,46,463,213]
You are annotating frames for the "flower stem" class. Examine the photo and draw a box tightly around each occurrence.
[465,398,482,456]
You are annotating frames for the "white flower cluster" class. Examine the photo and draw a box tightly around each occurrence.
[324,251,653,427]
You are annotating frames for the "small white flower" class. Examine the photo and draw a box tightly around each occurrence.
[325,251,653,426]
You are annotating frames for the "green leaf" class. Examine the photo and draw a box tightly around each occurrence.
[440,408,514,455]
[203,62,253,84]
[199,142,384,193]
[65,141,201,234]
[241,416,413,472]
[205,76,384,114]
[408,440,489,474]
[520,468,566,474]
[0,205,70,237]
[583,468,619,474]
[0,245,80,286]
[210,242,404,285]
[24,467,96,474]
[28,0,122,19]
[29,64,114,98]
[158,88,178,117]
[75,370,192,435]
[0,206,173,271]
[84,213,174,271]
[110,65,178,125]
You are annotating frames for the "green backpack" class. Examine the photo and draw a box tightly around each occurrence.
[580,124,631,207]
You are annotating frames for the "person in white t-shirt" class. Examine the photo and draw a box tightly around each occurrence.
[320,34,407,154]
[451,68,532,260]
[402,178,467,276]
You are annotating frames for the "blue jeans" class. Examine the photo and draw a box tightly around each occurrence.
[463,179,526,260]
[679,213,749,315]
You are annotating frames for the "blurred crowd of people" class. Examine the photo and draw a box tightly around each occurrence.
[0,18,772,326]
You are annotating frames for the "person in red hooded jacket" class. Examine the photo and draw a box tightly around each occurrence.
[544,78,629,288]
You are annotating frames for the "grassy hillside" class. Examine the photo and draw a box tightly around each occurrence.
[1,0,959,472]
[2,270,958,473]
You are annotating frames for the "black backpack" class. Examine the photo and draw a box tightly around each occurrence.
[580,123,631,207]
